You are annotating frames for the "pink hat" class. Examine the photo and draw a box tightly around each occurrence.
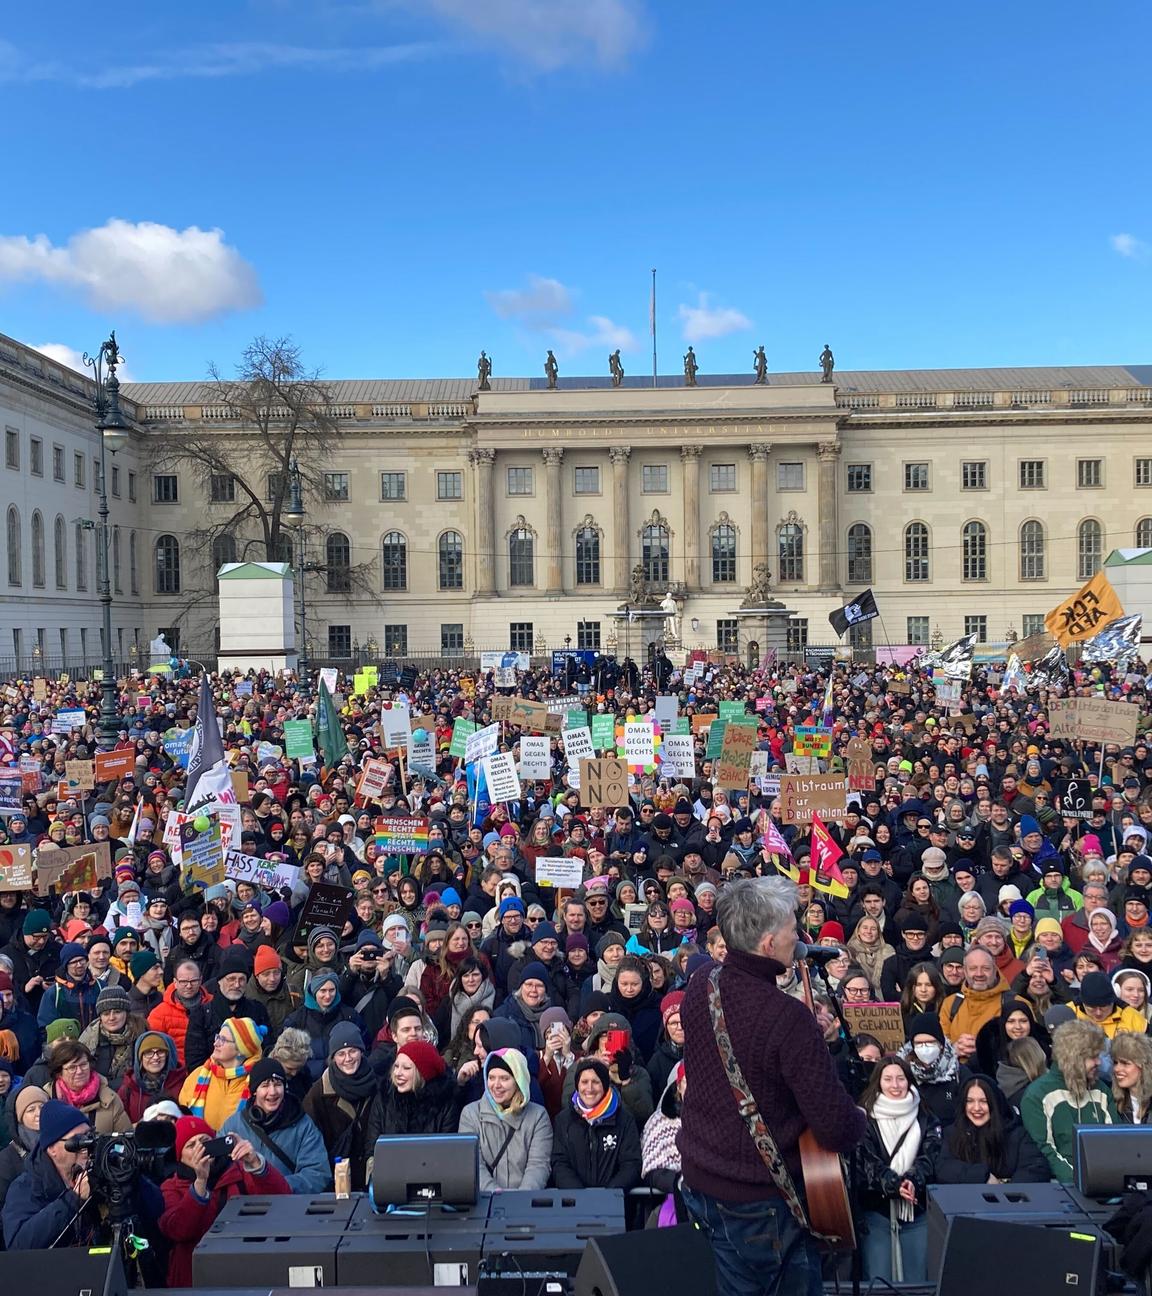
[499,824,518,838]
[669,897,696,915]
[1082,834,1103,858]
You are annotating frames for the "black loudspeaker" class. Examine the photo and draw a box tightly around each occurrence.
[0,1246,127,1294]
[573,1224,717,1296]
[1075,1125,1152,1196]
[938,1216,1101,1296]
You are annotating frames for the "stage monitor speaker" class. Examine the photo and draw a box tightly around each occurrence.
[0,1246,127,1295]
[938,1216,1100,1296]
[573,1224,717,1296]
[372,1133,479,1208]
[1075,1125,1152,1197]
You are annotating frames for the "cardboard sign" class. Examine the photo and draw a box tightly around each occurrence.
[283,719,315,760]
[580,757,629,808]
[562,726,595,765]
[464,723,499,765]
[1048,697,1140,746]
[230,769,250,804]
[357,757,394,802]
[18,755,40,795]
[225,848,300,894]
[0,845,33,890]
[179,813,225,890]
[449,718,477,759]
[32,678,47,701]
[64,759,95,792]
[889,679,912,696]
[716,722,759,789]
[518,735,551,780]
[535,856,585,888]
[491,696,552,731]
[94,749,135,782]
[690,713,715,734]
[1057,778,1093,820]
[623,722,655,766]
[482,751,522,803]
[777,775,850,825]
[661,734,696,780]
[842,1001,905,1053]
[293,881,354,946]
[591,713,617,751]
[845,736,874,793]
[34,840,112,896]
[374,814,429,853]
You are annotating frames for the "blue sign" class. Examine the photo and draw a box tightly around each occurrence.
[551,649,597,675]
[500,652,519,669]
[163,728,194,768]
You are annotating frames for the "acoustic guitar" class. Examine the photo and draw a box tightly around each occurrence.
[797,959,857,1251]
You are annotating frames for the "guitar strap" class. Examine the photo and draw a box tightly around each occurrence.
[706,966,835,1244]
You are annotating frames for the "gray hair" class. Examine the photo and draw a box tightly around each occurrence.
[963,945,996,971]
[958,892,986,918]
[717,876,798,955]
[270,1027,312,1066]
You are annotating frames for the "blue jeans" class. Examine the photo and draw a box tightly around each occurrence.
[680,1184,823,1296]
[860,1209,928,1284]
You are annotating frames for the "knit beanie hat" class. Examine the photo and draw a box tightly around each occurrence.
[1080,972,1116,1009]
[540,1007,572,1036]
[37,1100,89,1151]
[483,1047,530,1103]
[14,1084,49,1125]
[86,931,111,953]
[564,933,590,954]
[1033,917,1065,940]
[661,990,685,1025]
[327,1021,364,1058]
[1009,899,1035,920]
[397,1039,446,1082]
[973,915,1009,940]
[224,1016,263,1061]
[129,950,159,981]
[818,921,846,945]
[669,898,696,916]
[135,1032,171,1060]
[498,897,526,919]
[596,931,626,957]
[22,910,51,936]
[45,1018,80,1044]
[906,1012,945,1044]
[1082,834,1104,858]
[0,972,11,994]
[96,985,131,1015]
[1018,815,1042,838]
[263,900,291,930]
[174,1115,214,1159]
[253,944,282,975]
[118,878,140,898]
[217,944,254,979]
[112,927,139,948]
[387,995,424,1027]
[461,910,484,928]
[59,941,88,966]
[531,922,559,945]
[248,1057,287,1092]
[573,1057,612,1092]
[895,910,929,934]
[142,1100,182,1122]
[60,919,92,942]
[518,961,550,989]
[998,884,1023,904]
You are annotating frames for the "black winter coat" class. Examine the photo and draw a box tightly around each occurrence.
[360,1072,460,1163]
[551,1102,642,1190]
[857,1110,940,1217]
[936,1116,1051,1184]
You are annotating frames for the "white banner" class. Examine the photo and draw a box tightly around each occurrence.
[483,751,522,803]
[655,696,679,732]
[225,848,300,893]
[518,735,551,780]
[406,727,435,773]
[536,856,585,888]
[661,734,696,779]
[465,722,499,765]
[381,701,411,749]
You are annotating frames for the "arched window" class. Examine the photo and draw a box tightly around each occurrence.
[53,515,66,590]
[326,532,351,592]
[575,524,600,586]
[438,531,463,589]
[112,525,122,593]
[509,526,534,587]
[5,508,19,586]
[962,520,987,581]
[847,523,872,584]
[904,522,929,582]
[1077,518,1103,581]
[129,531,137,594]
[1137,518,1152,549]
[1020,520,1045,580]
[777,521,804,583]
[711,520,737,583]
[212,534,237,571]
[382,531,407,590]
[155,535,181,594]
[642,520,670,584]
[30,511,44,588]
[75,521,87,591]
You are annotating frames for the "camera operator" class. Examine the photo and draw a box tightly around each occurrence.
[1,1101,161,1250]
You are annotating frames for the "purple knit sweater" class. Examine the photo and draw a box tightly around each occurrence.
[678,947,866,1202]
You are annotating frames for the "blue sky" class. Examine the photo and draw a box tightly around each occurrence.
[2,0,1150,384]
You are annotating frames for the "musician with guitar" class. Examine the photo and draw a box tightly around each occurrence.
[679,876,867,1296]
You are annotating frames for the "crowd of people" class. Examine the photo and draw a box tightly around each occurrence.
[0,645,1149,1291]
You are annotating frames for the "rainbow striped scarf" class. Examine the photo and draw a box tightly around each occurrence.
[187,1059,252,1119]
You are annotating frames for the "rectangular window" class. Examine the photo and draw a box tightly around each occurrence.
[440,623,464,655]
[1077,458,1103,489]
[573,466,600,495]
[965,615,988,643]
[710,463,737,493]
[29,437,42,476]
[94,457,101,492]
[1021,613,1045,637]
[1137,458,1152,487]
[380,471,406,501]
[110,465,120,497]
[52,445,65,482]
[509,622,534,653]
[786,619,808,654]
[962,461,987,490]
[328,624,352,657]
[4,429,17,470]
[577,620,601,651]
[74,452,85,487]
[777,462,805,491]
[128,471,136,502]
[641,464,668,493]
[265,470,287,502]
[904,462,930,491]
[717,619,739,653]
[1019,459,1045,489]
[437,470,463,500]
[907,616,929,645]
[846,463,872,493]
[78,627,87,663]
[384,624,408,656]
[324,472,349,502]
[506,467,534,496]
[11,630,21,669]
[849,620,873,651]
[152,474,179,503]
[209,473,236,503]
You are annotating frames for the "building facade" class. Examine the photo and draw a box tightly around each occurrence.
[4,325,1152,670]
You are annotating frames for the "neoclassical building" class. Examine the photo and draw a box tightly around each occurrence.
[4,324,1152,670]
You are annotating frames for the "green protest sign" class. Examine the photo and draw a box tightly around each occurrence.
[283,719,315,760]
[706,719,728,759]
[449,718,477,759]
[719,701,747,721]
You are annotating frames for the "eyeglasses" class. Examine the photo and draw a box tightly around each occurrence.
[586,897,608,906]
[61,1060,90,1073]
[141,1048,167,1060]
[465,921,482,929]
[175,977,202,987]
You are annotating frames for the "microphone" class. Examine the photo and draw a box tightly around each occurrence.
[794,941,846,963]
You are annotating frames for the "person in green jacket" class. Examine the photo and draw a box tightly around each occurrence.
[1026,863,1084,923]
[1020,1018,1118,1182]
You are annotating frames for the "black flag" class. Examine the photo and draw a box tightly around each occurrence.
[829,588,879,638]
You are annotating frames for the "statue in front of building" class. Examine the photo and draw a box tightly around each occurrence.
[820,344,835,382]
[742,561,773,608]
[684,346,698,386]
[660,589,682,643]
[609,349,624,388]
[629,562,648,604]
[477,351,492,391]
[544,350,558,390]
[753,346,768,384]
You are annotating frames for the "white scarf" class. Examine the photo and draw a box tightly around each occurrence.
[871,1089,922,1222]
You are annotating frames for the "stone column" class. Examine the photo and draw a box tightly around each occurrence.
[817,440,841,590]
[680,447,701,590]
[609,446,631,593]
[748,442,772,580]
[542,447,564,593]
[469,448,496,595]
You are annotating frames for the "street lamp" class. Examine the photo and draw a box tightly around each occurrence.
[82,331,128,752]
[282,459,309,678]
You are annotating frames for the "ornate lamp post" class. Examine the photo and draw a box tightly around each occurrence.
[282,459,308,678]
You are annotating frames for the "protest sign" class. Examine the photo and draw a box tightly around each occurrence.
[493,665,517,688]
[0,845,33,890]
[690,713,714,734]
[777,774,850,825]
[374,815,429,853]
[256,741,282,765]
[234,680,254,698]
[449,718,477,758]
[34,841,111,896]
[580,757,629,808]
[179,814,225,890]
[518,735,551,780]
[230,769,250,804]
[294,882,354,946]
[793,727,832,758]
[562,726,595,765]
[591,713,617,751]
[283,719,315,760]
[705,720,728,760]
[357,757,394,802]
[655,696,679,733]
[225,848,300,894]
[64,759,95,792]
[1048,697,1139,746]
[407,726,436,773]
[319,667,339,696]
[0,773,22,815]
[842,1002,905,1053]
[661,734,696,779]
[564,709,587,732]
[889,679,912,696]
[623,722,655,766]
[1057,778,1092,820]
[482,752,522,803]
[380,701,411,749]
[718,701,747,721]
[624,903,648,934]
[480,651,530,671]
[32,678,47,701]
[491,696,552,730]
[845,736,874,792]
[464,723,499,765]
[18,755,40,795]
[716,722,758,788]
[94,749,135,782]
[546,695,581,714]
[52,709,86,734]
[535,856,585,889]
[1045,572,1124,647]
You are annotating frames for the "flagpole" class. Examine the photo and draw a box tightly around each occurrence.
[651,268,658,388]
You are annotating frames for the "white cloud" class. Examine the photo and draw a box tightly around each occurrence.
[33,343,136,383]
[486,274,573,321]
[421,0,646,70]
[1111,232,1149,261]
[550,315,637,354]
[677,292,752,343]
[0,220,262,324]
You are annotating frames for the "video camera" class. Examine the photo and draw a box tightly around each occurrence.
[64,1120,176,1197]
